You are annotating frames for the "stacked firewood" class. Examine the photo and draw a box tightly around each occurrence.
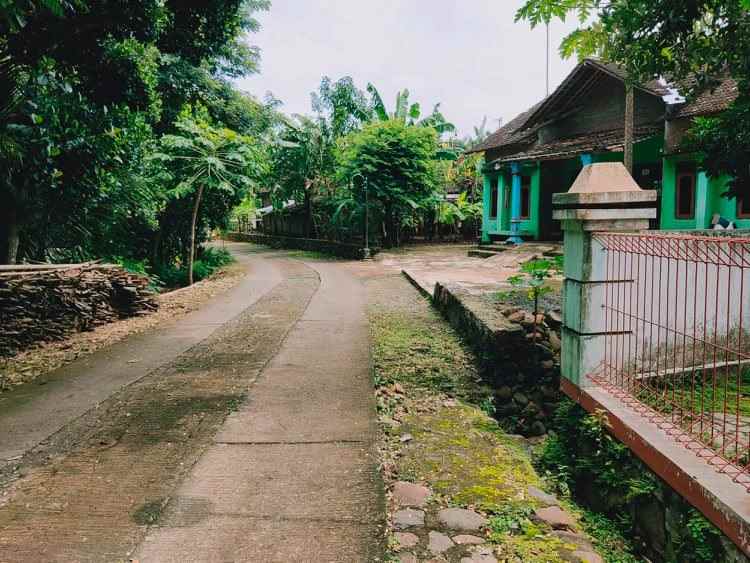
[0,263,158,357]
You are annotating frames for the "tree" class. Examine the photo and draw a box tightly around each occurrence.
[152,115,264,284]
[336,119,439,247]
[366,84,457,136]
[515,0,750,199]
[267,115,334,238]
[0,0,271,264]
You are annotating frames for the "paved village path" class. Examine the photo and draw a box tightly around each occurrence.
[0,243,285,464]
[0,244,384,562]
[134,259,384,562]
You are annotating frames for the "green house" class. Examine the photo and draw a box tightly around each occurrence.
[661,79,748,230]
[469,59,745,242]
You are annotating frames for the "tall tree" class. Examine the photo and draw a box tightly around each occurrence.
[336,119,439,247]
[152,115,264,284]
[0,0,271,263]
[366,84,457,136]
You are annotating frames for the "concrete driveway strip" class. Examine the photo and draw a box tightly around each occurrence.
[0,243,284,462]
[136,261,385,563]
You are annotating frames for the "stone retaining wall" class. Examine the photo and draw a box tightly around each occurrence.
[224,232,377,260]
[433,282,562,436]
[430,281,747,563]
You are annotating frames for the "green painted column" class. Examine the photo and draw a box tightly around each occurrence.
[695,171,710,229]
[481,173,492,243]
[497,172,507,231]
[529,162,542,239]
[508,163,523,244]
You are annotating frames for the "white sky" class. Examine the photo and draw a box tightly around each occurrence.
[236,1,582,138]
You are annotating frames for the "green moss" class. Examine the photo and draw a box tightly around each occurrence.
[132,498,166,525]
[369,308,489,403]
[398,405,540,511]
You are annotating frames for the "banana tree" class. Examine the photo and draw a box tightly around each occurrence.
[366,83,456,136]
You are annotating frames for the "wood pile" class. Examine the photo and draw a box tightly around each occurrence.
[0,263,158,357]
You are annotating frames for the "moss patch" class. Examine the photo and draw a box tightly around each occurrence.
[369,307,488,405]
[132,498,167,525]
[399,405,540,511]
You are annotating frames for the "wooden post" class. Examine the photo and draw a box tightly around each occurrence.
[624,84,634,175]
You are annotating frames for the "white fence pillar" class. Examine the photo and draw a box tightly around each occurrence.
[552,163,657,388]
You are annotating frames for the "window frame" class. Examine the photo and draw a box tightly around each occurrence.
[738,195,750,219]
[489,176,499,219]
[675,166,696,220]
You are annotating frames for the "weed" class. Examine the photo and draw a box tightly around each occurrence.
[132,498,167,525]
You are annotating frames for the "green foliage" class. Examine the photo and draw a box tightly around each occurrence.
[488,504,536,539]
[501,257,562,314]
[515,0,750,199]
[336,119,439,247]
[538,399,728,562]
[155,246,233,288]
[151,112,264,283]
[577,510,640,563]
[0,0,272,266]
[681,509,722,563]
[540,401,643,504]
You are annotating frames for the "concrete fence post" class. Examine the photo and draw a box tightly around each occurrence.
[552,163,657,388]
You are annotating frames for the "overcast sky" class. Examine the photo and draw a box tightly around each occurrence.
[236,1,582,138]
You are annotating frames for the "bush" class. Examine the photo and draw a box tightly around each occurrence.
[154,246,234,289]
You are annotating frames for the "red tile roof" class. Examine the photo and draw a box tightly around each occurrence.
[488,124,662,164]
[672,78,738,118]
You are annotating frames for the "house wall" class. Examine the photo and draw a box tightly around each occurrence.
[542,75,665,142]
[660,156,750,230]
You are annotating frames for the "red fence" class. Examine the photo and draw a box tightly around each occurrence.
[590,231,750,488]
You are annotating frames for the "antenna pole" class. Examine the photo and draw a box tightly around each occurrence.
[545,22,550,96]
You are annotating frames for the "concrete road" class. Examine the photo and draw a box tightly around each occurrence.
[0,244,384,562]
[0,243,284,463]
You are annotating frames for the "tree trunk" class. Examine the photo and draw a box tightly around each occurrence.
[188,184,205,286]
[303,187,312,239]
[151,226,163,269]
[624,83,634,175]
[0,201,20,265]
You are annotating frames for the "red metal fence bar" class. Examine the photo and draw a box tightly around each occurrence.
[590,231,750,489]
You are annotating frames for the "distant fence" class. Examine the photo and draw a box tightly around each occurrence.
[223,232,377,260]
[589,231,750,488]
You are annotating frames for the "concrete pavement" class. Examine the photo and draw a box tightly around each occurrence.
[0,243,284,463]
[135,260,384,562]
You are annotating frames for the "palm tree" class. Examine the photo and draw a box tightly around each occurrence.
[153,117,260,284]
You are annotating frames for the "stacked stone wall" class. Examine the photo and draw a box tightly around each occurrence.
[433,282,561,436]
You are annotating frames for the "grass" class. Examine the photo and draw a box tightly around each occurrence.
[367,275,604,562]
[369,307,487,409]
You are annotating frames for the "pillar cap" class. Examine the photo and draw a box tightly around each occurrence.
[553,162,657,209]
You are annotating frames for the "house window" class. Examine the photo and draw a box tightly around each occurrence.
[520,176,531,219]
[675,164,696,219]
[489,177,499,219]
[738,195,750,219]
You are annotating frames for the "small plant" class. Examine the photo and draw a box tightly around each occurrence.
[488,504,535,539]
[680,510,722,563]
[502,256,563,315]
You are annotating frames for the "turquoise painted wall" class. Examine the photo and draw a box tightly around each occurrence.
[518,162,541,239]
[660,156,750,230]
